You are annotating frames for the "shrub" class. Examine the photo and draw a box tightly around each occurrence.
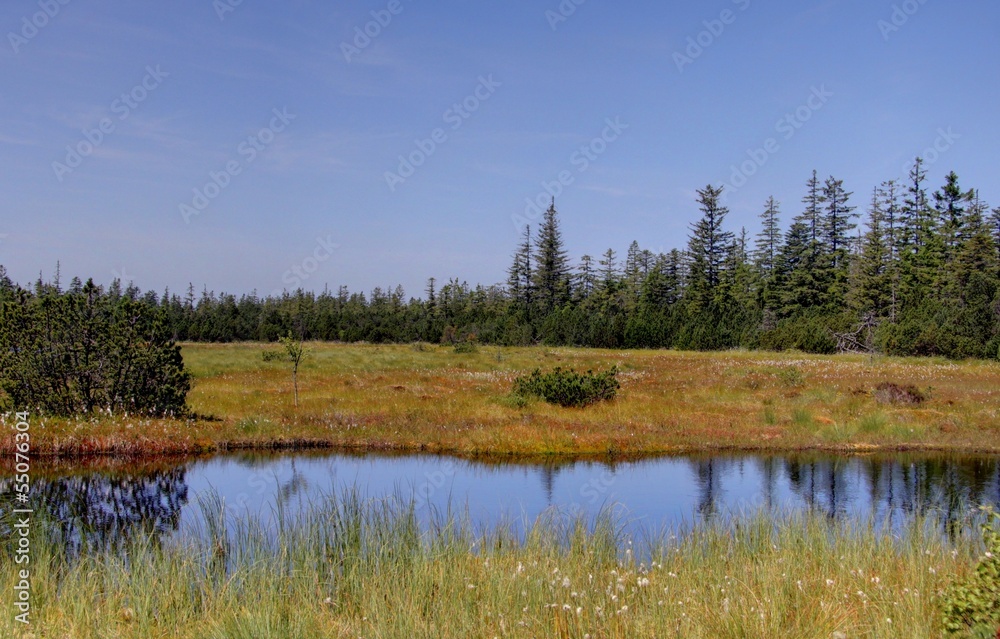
[942,509,1000,637]
[873,382,927,405]
[0,280,190,416]
[453,341,478,354]
[512,366,620,408]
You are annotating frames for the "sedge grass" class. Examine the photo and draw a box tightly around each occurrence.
[0,487,988,638]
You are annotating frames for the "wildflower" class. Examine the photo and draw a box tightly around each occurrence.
[562,577,571,588]
[826,579,835,587]
[638,577,650,588]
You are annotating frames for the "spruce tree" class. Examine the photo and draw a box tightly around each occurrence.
[507,225,533,309]
[532,200,571,314]
[991,207,1000,259]
[686,184,733,304]
[753,196,782,277]
[933,171,974,261]
[877,180,902,320]
[598,248,619,292]
[623,240,643,306]
[849,188,892,320]
[823,176,857,267]
[574,254,596,301]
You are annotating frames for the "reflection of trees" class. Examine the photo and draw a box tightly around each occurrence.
[2,467,189,558]
[783,455,1000,530]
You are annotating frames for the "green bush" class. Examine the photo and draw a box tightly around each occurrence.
[453,341,478,354]
[943,508,1000,637]
[512,366,620,408]
[0,280,190,417]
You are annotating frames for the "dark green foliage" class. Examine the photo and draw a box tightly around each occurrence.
[0,280,190,416]
[942,509,1000,637]
[512,366,620,408]
[758,314,839,354]
[452,341,478,354]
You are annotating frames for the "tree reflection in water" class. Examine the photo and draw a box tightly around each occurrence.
[1,467,189,558]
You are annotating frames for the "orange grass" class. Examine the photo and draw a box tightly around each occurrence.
[3,343,1000,462]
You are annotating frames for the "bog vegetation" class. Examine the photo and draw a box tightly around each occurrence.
[1,488,997,638]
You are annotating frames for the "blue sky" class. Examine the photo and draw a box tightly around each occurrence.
[1,0,997,298]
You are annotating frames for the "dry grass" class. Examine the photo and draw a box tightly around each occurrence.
[3,343,1000,462]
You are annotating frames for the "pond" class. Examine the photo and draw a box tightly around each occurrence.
[4,450,1000,553]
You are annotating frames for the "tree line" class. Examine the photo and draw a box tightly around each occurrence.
[3,159,999,360]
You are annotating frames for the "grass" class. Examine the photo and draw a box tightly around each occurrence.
[3,343,1000,461]
[0,488,988,638]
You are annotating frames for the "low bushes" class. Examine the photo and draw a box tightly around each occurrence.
[512,366,620,408]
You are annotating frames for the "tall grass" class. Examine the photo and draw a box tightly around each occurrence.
[0,489,984,638]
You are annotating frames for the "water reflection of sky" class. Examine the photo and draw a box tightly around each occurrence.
[4,453,999,550]
[178,453,1000,537]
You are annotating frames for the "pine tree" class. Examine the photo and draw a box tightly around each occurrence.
[822,176,857,307]
[775,219,821,317]
[823,176,857,267]
[532,200,571,314]
[849,188,892,320]
[574,254,597,301]
[640,253,676,307]
[991,207,1000,259]
[623,240,643,305]
[686,184,733,304]
[598,248,619,291]
[877,180,902,321]
[802,170,826,245]
[753,196,782,277]
[507,225,533,308]
[953,192,999,298]
[899,158,944,306]
[933,171,974,260]
[902,157,932,249]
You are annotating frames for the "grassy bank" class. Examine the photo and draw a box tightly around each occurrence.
[3,343,1000,459]
[0,490,986,639]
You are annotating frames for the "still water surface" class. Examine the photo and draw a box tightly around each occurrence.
[8,451,1000,552]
